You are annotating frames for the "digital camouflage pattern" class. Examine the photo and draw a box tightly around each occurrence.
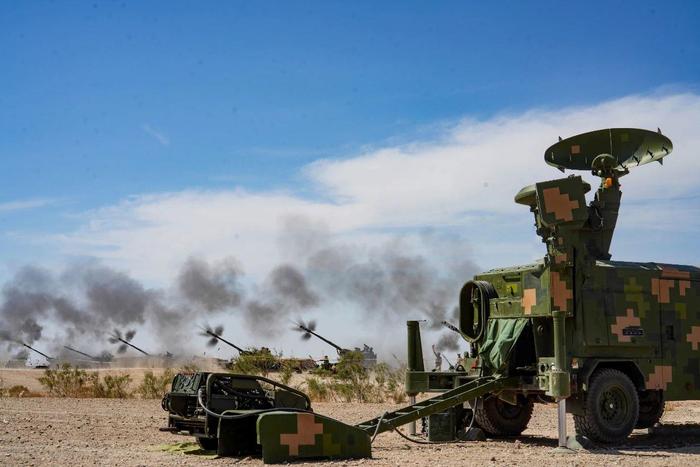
[257,411,371,464]
[471,128,699,402]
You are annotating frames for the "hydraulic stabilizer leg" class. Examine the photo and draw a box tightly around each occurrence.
[406,321,424,436]
[550,309,574,453]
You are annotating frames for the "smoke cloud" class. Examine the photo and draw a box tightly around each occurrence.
[0,218,477,358]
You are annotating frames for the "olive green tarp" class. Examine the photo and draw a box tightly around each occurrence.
[478,318,528,372]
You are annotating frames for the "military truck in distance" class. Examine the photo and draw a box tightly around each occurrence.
[406,128,698,444]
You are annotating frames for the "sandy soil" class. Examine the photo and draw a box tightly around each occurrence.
[2,369,700,466]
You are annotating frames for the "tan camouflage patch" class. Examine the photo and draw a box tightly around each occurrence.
[522,288,536,315]
[660,266,691,280]
[542,187,580,222]
[550,271,572,312]
[679,280,691,297]
[651,278,674,304]
[687,326,700,351]
[554,253,567,264]
[280,413,324,456]
[570,144,581,154]
[610,308,641,343]
[646,365,673,391]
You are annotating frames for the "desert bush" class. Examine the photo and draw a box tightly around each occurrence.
[278,361,296,386]
[39,363,93,397]
[39,364,132,398]
[91,374,132,398]
[137,369,174,399]
[1,384,38,398]
[301,356,408,403]
[228,350,282,376]
[304,377,331,401]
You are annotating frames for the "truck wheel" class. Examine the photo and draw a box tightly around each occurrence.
[636,390,664,428]
[474,394,533,436]
[573,368,639,443]
[196,436,218,451]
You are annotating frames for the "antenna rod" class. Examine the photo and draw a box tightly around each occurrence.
[204,330,249,355]
[63,345,97,361]
[22,342,54,361]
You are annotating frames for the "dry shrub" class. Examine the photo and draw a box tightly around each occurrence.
[92,374,131,398]
[1,384,40,398]
[228,351,281,376]
[278,361,296,386]
[39,364,93,397]
[305,377,331,401]
[302,354,406,403]
[39,364,131,398]
[137,369,175,399]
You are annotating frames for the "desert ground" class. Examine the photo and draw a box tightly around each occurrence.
[2,368,700,466]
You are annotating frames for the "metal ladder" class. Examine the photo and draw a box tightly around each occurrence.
[356,375,518,435]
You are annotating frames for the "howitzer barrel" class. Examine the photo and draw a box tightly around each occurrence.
[204,330,249,355]
[298,325,347,355]
[22,343,53,361]
[63,345,96,361]
[117,338,150,356]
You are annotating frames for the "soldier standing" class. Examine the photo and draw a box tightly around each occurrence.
[431,344,442,371]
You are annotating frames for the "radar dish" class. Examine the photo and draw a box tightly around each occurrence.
[544,128,672,171]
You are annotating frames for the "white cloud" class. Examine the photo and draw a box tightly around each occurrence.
[0,198,56,213]
[141,124,170,146]
[60,92,700,285]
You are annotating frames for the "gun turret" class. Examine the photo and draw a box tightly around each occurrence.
[21,342,53,361]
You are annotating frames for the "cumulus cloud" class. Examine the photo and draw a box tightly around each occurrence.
[60,92,700,284]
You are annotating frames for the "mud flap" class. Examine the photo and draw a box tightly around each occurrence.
[256,411,371,464]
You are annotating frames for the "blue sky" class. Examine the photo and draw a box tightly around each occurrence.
[1,2,699,358]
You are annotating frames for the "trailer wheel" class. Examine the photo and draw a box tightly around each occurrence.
[474,394,533,436]
[573,368,639,443]
[196,436,218,451]
[636,390,664,428]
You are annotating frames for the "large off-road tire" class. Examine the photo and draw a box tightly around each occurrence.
[573,368,639,443]
[474,394,533,436]
[636,390,665,429]
[196,436,218,451]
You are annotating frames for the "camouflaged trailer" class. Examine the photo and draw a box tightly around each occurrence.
[406,128,697,444]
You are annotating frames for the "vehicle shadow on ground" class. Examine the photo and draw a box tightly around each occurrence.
[511,424,700,457]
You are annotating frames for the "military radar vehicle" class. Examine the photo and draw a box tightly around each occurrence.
[404,127,696,445]
[162,128,697,463]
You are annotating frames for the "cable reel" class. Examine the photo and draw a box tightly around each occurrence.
[459,280,497,344]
